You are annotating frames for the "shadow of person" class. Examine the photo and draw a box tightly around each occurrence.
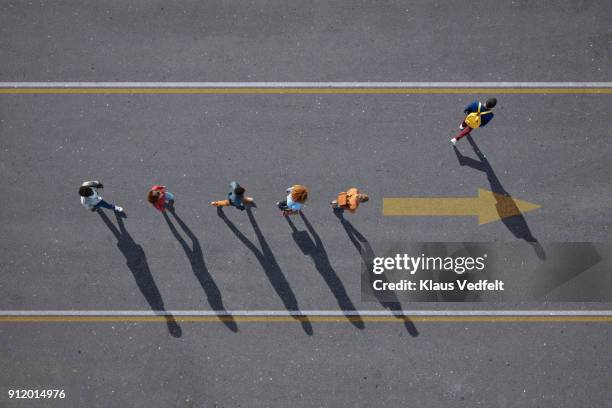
[216,208,313,335]
[454,135,546,259]
[97,210,182,338]
[333,210,419,336]
[284,213,365,330]
[163,209,238,332]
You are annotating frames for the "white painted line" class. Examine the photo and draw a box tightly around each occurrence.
[0,82,611,88]
[1,310,611,316]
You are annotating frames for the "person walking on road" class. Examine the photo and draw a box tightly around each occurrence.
[210,181,254,211]
[277,184,309,215]
[451,97,497,145]
[330,187,369,214]
[147,185,175,212]
[79,180,123,213]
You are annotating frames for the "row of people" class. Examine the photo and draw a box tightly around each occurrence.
[78,97,496,215]
[79,181,369,215]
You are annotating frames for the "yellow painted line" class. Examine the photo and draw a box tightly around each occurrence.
[1,316,610,323]
[1,88,612,94]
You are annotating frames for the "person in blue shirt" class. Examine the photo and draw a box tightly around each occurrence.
[210,181,254,210]
[277,185,309,215]
[451,97,497,145]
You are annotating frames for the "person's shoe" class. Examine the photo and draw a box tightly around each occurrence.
[459,123,465,130]
[451,138,457,145]
[114,206,124,213]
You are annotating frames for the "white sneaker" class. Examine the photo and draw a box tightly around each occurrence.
[459,124,465,130]
[451,138,457,145]
[114,206,124,212]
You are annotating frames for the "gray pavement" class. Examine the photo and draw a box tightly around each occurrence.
[1,0,611,82]
[1,94,610,310]
[2,323,612,408]
[1,1,611,407]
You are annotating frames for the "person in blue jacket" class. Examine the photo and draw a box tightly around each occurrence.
[451,97,497,145]
[277,184,309,215]
[210,181,254,210]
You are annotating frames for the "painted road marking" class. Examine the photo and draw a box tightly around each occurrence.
[0,82,611,94]
[1,310,611,323]
[383,188,541,224]
[2,316,611,323]
[2,82,612,87]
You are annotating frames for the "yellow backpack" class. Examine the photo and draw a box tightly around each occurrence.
[464,102,493,129]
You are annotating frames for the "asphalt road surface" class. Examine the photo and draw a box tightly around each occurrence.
[1,1,611,407]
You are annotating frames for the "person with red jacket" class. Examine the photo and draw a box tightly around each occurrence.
[147,185,175,211]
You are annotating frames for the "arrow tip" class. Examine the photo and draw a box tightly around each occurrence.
[478,188,541,224]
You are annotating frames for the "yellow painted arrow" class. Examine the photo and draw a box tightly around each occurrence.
[383,188,541,225]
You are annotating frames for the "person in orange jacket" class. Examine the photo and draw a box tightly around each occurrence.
[330,188,369,213]
[147,185,175,212]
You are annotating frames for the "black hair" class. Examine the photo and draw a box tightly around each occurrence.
[79,186,93,197]
[234,186,246,195]
[485,98,497,109]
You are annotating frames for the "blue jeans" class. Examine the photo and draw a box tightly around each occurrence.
[94,200,116,210]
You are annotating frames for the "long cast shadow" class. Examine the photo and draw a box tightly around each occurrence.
[285,213,365,329]
[163,209,238,332]
[217,208,313,335]
[97,210,182,338]
[454,135,546,259]
[334,210,419,336]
